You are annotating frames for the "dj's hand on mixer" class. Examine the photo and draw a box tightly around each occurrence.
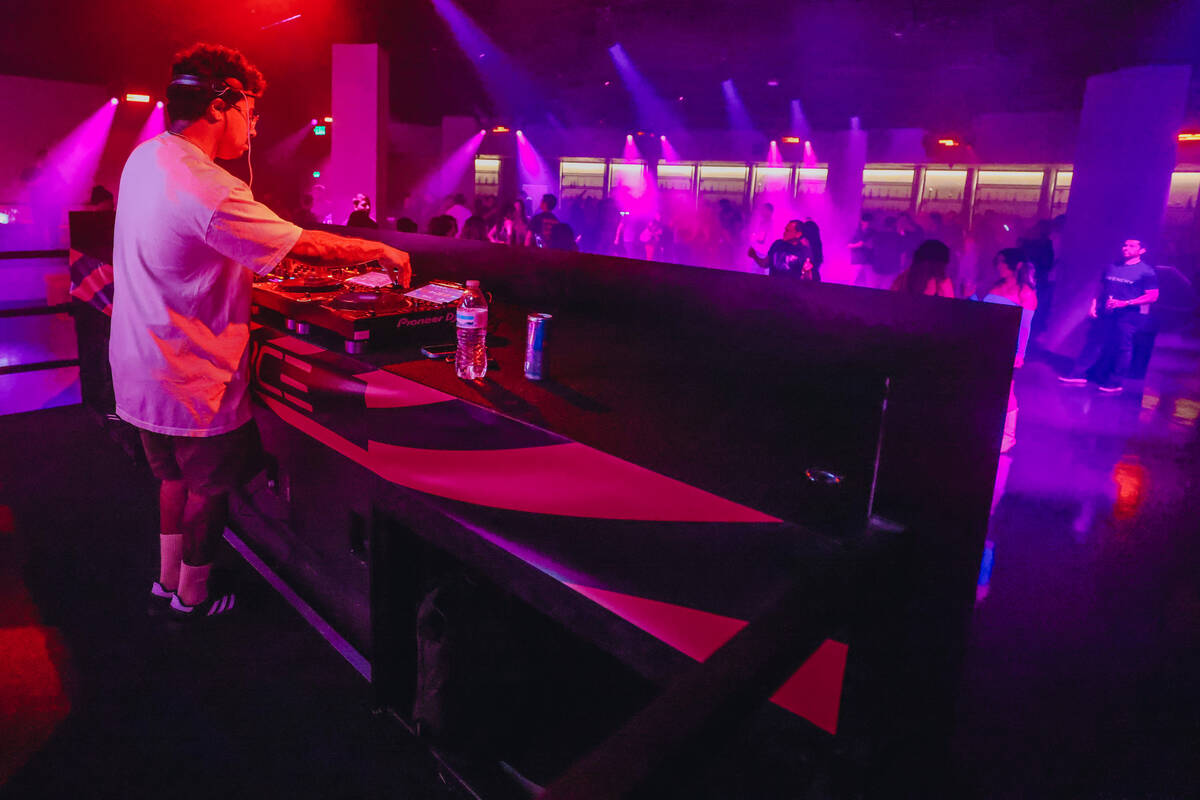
[373,244,412,289]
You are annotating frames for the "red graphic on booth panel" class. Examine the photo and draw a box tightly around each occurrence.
[67,250,114,315]
[565,582,847,734]
[259,394,778,523]
[248,335,846,731]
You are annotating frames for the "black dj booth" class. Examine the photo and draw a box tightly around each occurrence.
[69,213,1019,797]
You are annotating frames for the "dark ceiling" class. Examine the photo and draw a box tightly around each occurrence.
[4,0,1199,134]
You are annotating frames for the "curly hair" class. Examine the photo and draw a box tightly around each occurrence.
[166,43,266,124]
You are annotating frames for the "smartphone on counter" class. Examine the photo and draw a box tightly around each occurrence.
[420,343,456,359]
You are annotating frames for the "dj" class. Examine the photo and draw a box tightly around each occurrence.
[110,43,411,620]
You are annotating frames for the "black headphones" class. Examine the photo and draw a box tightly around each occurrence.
[168,72,257,186]
[168,74,246,108]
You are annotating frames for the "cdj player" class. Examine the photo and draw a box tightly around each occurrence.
[252,258,464,353]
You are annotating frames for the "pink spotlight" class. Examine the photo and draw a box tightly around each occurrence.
[413,128,487,201]
[803,140,817,167]
[29,97,119,242]
[767,140,782,166]
[310,118,318,126]
[516,129,524,136]
[660,136,679,162]
[515,129,549,186]
[155,100,164,109]
[135,102,167,145]
[623,135,640,161]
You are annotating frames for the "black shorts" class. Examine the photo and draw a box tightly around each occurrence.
[139,421,262,496]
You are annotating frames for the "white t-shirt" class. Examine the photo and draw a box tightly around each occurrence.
[110,132,302,437]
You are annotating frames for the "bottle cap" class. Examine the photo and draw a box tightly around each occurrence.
[465,280,480,288]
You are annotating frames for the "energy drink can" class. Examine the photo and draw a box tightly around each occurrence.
[524,313,552,380]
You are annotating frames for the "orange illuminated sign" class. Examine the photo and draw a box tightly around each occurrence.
[125,93,152,103]
[937,138,960,147]
[491,126,511,133]
[1178,133,1200,142]
[781,136,802,144]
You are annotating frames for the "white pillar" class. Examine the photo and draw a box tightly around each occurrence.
[329,44,388,226]
[1047,65,1191,350]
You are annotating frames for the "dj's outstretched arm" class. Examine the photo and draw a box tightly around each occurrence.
[289,230,412,287]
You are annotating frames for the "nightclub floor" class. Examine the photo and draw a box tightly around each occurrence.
[0,326,1197,798]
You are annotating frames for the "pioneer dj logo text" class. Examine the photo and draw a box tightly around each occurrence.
[397,311,456,327]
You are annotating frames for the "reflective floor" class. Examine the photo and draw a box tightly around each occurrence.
[952,330,1200,797]
[1,324,1197,797]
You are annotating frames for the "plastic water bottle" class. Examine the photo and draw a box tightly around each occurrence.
[455,280,488,380]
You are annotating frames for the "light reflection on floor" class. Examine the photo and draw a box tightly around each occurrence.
[956,329,1200,796]
[0,311,80,415]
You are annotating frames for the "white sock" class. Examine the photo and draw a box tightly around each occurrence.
[177,562,213,607]
[159,534,183,591]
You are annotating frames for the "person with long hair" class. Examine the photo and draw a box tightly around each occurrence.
[971,247,1038,453]
[891,239,954,297]
[973,247,1038,365]
[488,199,530,246]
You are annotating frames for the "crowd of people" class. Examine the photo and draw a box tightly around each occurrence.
[287,184,1163,408]
[362,188,831,273]
[380,189,1166,443]
[336,188,1065,298]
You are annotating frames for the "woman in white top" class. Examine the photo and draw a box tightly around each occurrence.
[970,248,1038,453]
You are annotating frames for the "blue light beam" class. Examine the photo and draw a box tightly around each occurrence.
[429,0,542,119]
[722,79,755,132]
[608,43,682,136]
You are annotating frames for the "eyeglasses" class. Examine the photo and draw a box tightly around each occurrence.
[229,102,259,124]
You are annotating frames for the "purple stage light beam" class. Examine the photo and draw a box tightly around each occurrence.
[722,79,755,132]
[21,99,117,247]
[264,121,319,166]
[623,134,640,161]
[412,127,486,204]
[608,43,682,135]
[660,135,679,162]
[428,0,540,117]
[39,99,117,201]
[790,99,811,138]
[515,130,552,194]
[767,140,782,166]
[803,140,817,167]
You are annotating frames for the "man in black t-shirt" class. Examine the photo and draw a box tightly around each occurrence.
[529,193,559,247]
[748,219,816,280]
[1059,238,1159,392]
